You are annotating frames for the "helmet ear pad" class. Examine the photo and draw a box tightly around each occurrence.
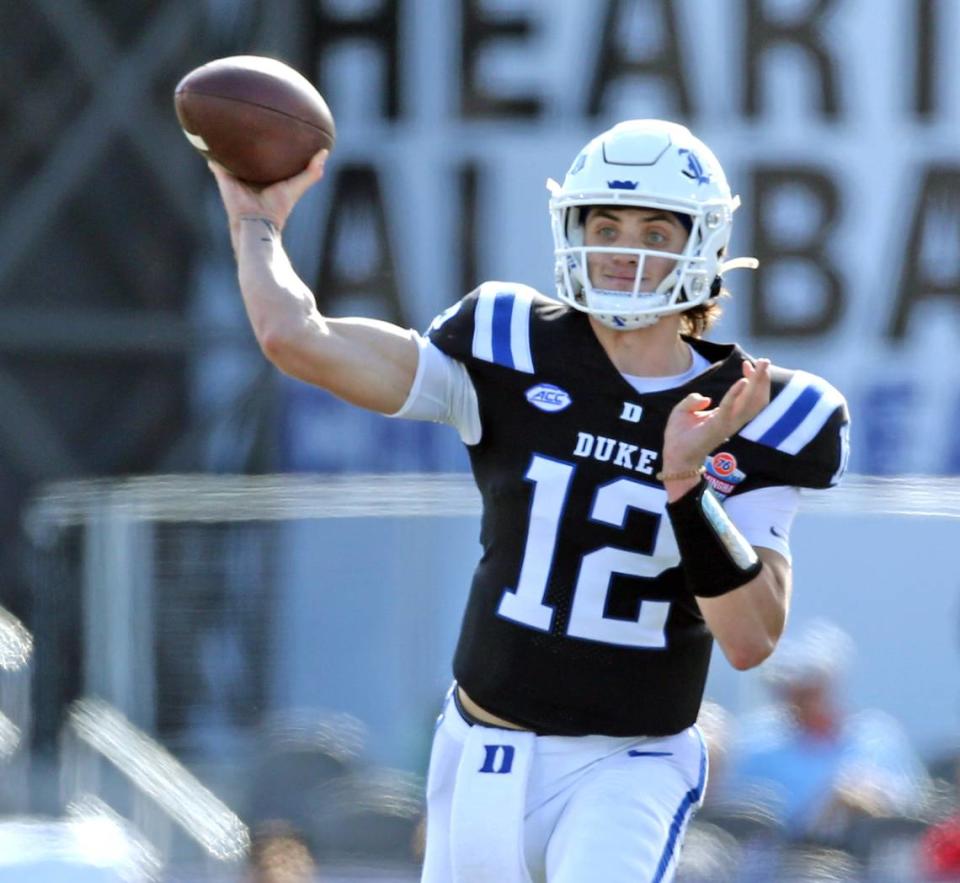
[562,206,589,299]
[566,206,585,247]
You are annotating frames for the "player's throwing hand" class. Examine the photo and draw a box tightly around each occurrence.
[208,149,328,252]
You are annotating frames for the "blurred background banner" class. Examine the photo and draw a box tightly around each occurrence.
[262,0,960,478]
[3,0,959,495]
[3,0,960,879]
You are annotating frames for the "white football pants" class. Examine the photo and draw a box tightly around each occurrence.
[420,686,708,883]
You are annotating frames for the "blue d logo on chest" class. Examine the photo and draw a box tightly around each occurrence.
[479,744,515,774]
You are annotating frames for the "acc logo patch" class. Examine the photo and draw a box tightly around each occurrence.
[525,383,572,413]
[705,451,746,497]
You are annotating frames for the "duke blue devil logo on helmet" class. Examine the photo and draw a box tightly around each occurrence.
[679,148,711,185]
[525,383,572,413]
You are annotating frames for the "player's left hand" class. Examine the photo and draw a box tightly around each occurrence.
[661,358,771,473]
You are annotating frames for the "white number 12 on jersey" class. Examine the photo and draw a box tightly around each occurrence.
[497,454,679,649]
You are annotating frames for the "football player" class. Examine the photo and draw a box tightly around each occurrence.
[210,119,849,883]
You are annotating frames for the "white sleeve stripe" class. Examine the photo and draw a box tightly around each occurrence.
[471,286,535,374]
[740,371,843,453]
[509,290,534,374]
[778,390,845,455]
[472,288,496,362]
[739,371,810,442]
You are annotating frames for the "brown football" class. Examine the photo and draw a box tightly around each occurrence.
[174,55,335,185]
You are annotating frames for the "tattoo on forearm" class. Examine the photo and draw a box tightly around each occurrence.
[238,215,279,241]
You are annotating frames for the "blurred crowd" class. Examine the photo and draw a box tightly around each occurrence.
[2,618,960,882]
[682,620,960,883]
[234,619,960,883]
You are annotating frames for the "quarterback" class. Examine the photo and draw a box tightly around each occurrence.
[210,119,849,882]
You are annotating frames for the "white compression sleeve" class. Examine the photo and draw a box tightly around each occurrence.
[388,333,482,445]
[723,485,801,561]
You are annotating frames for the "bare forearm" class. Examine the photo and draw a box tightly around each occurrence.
[698,550,791,669]
[208,152,417,409]
[235,215,324,347]
[230,214,418,411]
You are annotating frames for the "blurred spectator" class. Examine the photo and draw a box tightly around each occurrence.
[696,700,734,809]
[920,755,960,880]
[721,620,930,846]
[921,815,960,880]
[247,821,317,883]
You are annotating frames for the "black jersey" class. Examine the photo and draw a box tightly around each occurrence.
[427,282,849,737]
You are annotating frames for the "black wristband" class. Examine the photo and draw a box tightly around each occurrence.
[666,478,762,598]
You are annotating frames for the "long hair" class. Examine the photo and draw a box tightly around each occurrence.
[680,295,724,338]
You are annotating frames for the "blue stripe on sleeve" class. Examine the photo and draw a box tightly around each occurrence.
[491,293,516,369]
[757,384,821,449]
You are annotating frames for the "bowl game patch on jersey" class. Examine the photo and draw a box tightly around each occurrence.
[705,452,746,497]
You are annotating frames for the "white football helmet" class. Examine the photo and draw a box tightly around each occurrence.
[547,119,757,330]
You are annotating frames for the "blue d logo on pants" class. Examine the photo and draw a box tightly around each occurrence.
[479,744,515,774]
